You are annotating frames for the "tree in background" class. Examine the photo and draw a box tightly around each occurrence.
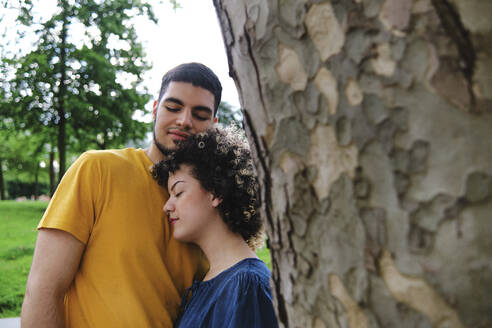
[3,0,154,186]
[214,0,492,327]
[217,101,243,127]
[0,122,11,200]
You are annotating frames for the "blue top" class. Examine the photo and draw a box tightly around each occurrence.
[175,258,278,328]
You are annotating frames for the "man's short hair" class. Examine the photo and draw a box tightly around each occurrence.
[158,62,222,116]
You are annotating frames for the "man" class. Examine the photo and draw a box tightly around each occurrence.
[21,63,222,327]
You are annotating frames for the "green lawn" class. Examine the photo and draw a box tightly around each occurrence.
[0,200,271,318]
[0,200,46,318]
[256,244,271,270]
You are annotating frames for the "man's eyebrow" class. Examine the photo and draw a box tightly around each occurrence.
[164,97,184,106]
[170,180,184,192]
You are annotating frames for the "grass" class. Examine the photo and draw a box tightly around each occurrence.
[0,200,47,318]
[256,244,271,270]
[0,200,272,318]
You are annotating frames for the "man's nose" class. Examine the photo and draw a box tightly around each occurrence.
[176,108,192,128]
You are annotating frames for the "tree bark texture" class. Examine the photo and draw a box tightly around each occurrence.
[213,1,492,327]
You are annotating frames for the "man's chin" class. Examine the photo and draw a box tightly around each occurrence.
[154,141,176,157]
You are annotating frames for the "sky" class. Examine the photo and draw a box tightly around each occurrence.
[1,0,241,122]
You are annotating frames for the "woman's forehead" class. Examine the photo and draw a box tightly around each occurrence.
[168,164,194,185]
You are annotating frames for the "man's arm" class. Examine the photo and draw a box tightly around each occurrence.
[21,228,85,328]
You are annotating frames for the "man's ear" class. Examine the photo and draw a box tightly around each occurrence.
[153,100,158,120]
[213,116,218,124]
[211,194,222,207]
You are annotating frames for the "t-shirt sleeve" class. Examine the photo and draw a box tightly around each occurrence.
[38,151,101,244]
[207,272,279,328]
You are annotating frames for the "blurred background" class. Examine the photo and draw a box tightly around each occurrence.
[0,0,242,201]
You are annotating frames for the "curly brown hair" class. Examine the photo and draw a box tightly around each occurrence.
[152,125,263,249]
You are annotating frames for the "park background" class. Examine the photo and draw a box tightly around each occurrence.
[0,0,266,319]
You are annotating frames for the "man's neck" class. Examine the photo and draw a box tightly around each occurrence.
[144,144,165,164]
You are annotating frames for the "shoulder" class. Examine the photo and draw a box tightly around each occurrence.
[206,259,278,327]
[80,148,140,162]
[221,259,272,294]
[73,148,144,170]
[231,258,270,280]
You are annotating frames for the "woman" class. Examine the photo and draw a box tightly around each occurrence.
[152,125,278,328]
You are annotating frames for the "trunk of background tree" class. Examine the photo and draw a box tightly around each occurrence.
[57,2,68,182]
[49,148,56,197]
[33,164,39,200]
[0,158,5,200]
[214,1,492,327]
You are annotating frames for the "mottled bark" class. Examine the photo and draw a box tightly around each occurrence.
[214,0,492,327]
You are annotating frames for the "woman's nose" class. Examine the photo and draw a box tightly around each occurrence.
[164,200,173,213]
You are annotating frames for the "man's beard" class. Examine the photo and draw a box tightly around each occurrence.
[153,129,175,158]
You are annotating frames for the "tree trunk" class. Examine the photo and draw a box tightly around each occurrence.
[33,163,39,200]
[49,148,56,196]
[0,158,5,200]
[57,1,68,182]
[213,1,492,327]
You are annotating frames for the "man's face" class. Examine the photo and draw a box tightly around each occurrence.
[153,81,217,154]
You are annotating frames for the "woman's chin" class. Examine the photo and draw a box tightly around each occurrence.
[173,232,190,243]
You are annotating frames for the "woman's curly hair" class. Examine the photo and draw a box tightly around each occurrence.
[152,124,263,249]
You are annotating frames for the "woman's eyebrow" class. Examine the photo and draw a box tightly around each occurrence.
[170,180,184,192]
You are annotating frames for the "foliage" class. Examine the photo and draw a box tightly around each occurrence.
[2,0,156,183]
[256,244,271,270]
[5,181,49,199]
[217,101,243,127]
[0,200,47,318]
[0,118,54,199]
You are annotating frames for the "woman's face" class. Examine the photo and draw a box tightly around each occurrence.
[163,164,221,244]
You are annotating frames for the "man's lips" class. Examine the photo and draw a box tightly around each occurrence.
[168,130,190,140]
[169,218,179,225]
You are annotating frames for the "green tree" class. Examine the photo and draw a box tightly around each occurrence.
[7,0,155,183]
[217,101,242,127]
[0,125,11,200]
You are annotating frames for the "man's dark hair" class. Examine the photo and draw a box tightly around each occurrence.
[152,125,263,249]
[158,62,222,116]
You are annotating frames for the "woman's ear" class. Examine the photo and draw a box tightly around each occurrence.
[211,194,223,208]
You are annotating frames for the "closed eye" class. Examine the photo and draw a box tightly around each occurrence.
[165,106,180,113]
[193,113,209,121]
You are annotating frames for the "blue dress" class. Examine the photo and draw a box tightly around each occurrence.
[175,258,278,328]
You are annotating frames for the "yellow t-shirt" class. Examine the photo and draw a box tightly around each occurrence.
[38,148,207,327]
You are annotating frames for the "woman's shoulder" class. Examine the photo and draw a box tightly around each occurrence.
[209,259,278,327]
[221,258,271,289]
